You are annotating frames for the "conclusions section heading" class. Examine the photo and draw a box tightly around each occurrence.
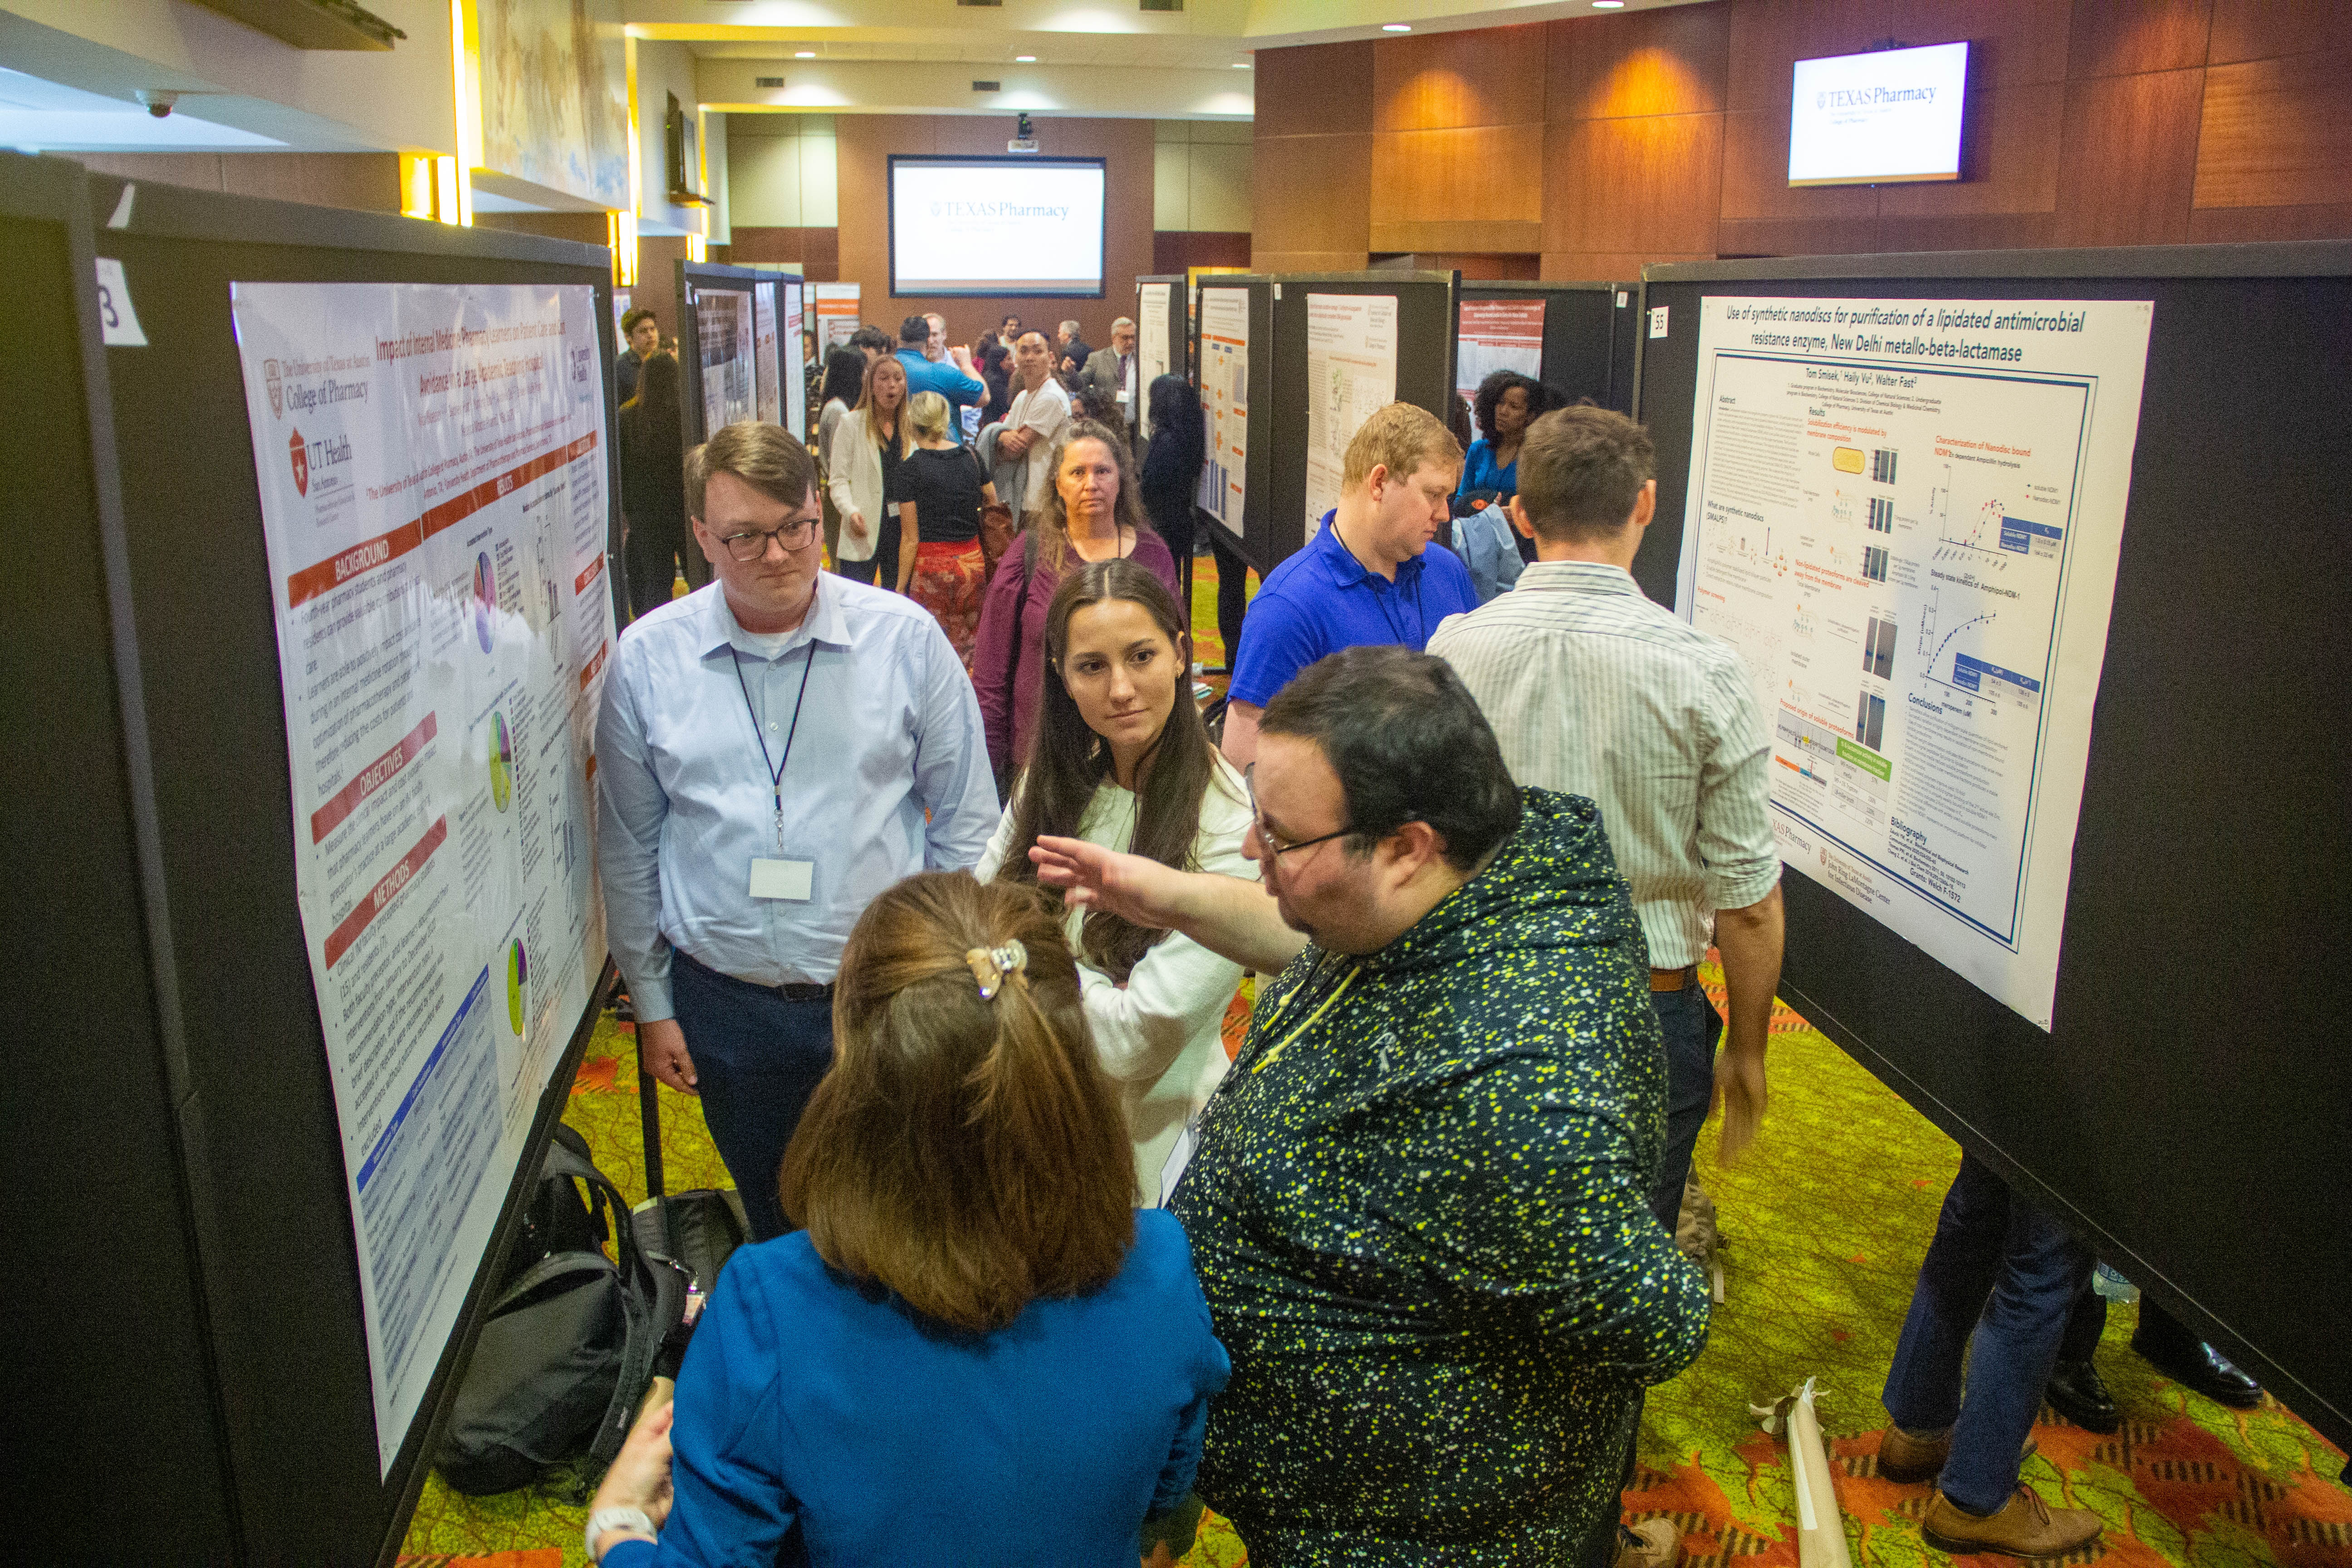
[889,156,1107,299]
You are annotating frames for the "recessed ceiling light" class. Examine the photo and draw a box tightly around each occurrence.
[794,49,814,58]
[1382,23,1412,32]
[1233,61,1251,68]
[1015,54,1036,61]
[1591,1,1626,8]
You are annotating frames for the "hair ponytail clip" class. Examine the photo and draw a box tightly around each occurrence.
[964,940,1030,1001]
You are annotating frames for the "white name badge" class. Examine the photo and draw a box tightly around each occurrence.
[749,858,814,901]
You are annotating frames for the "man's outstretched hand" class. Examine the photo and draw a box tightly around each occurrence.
[1030,835,1191,929]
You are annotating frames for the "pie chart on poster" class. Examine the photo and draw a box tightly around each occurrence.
[474,551,496,653]
[506,938,528,1035]
[489,711,513,812]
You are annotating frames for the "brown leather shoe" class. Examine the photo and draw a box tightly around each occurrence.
[1613,1517,1681,1568]
[1878,1426,1950,1482]
[1922,1486,2101,1558]
[1879,1427,2039,1484]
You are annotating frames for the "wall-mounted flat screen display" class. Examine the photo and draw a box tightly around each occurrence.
[1788,41,1969,187]
[889,155,1106,298]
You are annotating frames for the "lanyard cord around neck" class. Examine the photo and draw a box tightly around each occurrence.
[1250,954,1362,1075]
[731,641,817,850]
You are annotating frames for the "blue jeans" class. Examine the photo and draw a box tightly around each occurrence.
[669,951,836,1242]
[1647,983,1722,1230]
[1882,1152,2093,1514]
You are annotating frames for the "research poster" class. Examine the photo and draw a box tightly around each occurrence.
[693,284,756,437]
[1456,298,1544,400]
[1676,294,2153,1028]
[753,283,780,426]
[229,280,616,1470]
[1138,280,1171,399]
[1196,286,1250,537]
[812,281,860,349]
[1303,293,1397,541]
[782,280,807,439]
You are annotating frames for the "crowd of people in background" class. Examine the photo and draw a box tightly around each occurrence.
[578,304,2241,1568]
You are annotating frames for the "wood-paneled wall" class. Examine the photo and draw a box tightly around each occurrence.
[832,114,1155,349]
[1253,0,2352,278]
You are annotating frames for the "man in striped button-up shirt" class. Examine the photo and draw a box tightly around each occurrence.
[1429,404,1784,1226]
[1432,405,1783,1568]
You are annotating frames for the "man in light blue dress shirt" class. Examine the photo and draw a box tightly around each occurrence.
[596,421,996,1238]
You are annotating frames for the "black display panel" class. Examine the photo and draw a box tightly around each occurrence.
[75,167,620,1563]
[1261,270,1458,572]
[1634,244,2350,1453]
[1457,279,1637,415]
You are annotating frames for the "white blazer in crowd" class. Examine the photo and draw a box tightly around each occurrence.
[824,409,895,565]
[975,754,1254,1205]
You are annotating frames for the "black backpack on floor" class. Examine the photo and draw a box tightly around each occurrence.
[435,1125,689,1496]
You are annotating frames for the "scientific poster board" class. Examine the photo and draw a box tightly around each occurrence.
[1455,297,1543,399]
[1196,284,1251,538]
[1675,294,2151,1030]
[229,281,617,1471]
[1635,245,2352,1454]
[692,283,755,436]
[1302,293,1397,542]
[1458,281,1635,413]
[1138,279,1172,392]
[781,278,806,439]
[1261,271,1457,572]
[69,162,621,1561]
[813,281,859,348]
[753,283,780,425]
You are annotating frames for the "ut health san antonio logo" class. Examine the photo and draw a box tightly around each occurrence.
[265,357,283,418]
[289,428,309,496]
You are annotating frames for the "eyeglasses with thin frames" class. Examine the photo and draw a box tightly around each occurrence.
[716,516,819,563]
[1243,763,1354,860]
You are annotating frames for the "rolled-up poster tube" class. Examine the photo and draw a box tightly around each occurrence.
[1784,1378,1852,1568]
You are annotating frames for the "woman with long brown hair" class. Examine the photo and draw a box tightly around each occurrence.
[823,352,910,586]
[970,419,1176,788]
[582,872,1229,1567]
[977,560,1251,1205]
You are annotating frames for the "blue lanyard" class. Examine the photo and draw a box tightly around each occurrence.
[731,642,817,852]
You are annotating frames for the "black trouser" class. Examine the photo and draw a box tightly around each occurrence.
[1206,525,1250,669]
[624,507,706,619]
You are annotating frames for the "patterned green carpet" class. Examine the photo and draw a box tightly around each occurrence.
[401,558,2348,1567]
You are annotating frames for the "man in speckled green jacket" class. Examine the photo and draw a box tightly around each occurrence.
[1030,647,1712,1568]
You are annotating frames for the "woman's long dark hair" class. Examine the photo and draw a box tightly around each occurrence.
[993,559,1229,984]
[626,347,681,417]
[1147,374,1205,480]
[819,345,866,408]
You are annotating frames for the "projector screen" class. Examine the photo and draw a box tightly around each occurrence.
[890,155,1107,298]
[1789,41,1969,187]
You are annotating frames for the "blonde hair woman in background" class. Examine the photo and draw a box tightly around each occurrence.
[824,353,910,587]
[894,390,999,670]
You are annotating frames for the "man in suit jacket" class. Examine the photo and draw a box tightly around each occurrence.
[1079,317,1138,424]
[1054,319,1093,378]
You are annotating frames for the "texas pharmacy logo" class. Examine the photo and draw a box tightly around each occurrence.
[289,428,309,496]
[265,357,284,418]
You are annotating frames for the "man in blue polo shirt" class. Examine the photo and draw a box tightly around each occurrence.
[1221,402,1478,765]
[892,314,986,425]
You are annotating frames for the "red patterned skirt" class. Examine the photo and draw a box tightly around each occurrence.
[908,538,988,672]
